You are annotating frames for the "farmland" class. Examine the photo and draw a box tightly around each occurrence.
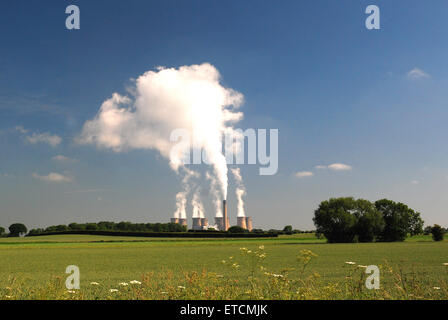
[0,234,447,300]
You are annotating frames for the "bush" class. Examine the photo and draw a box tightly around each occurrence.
[0,226,5,236]
[227,226,248,233]
[431,225,445,242]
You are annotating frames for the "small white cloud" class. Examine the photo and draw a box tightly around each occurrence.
[14,126,28,134]
[26,132,62,147]
[316,163,352,171]
[407,68,430,79]
[328,163,352,171]
[52,155,77,163]
[294,171,314,178]
[32,172,72,183]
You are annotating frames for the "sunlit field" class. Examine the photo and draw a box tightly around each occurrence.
[1,234,447,300]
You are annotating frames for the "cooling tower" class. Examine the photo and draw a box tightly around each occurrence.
[237,217,247,229]
[170,218,179,224]
[178,218,187,227]
[192,217,202,230]
[223,200,229,231]
[215,217,224,231]
[245,217,253,231]
[200,218,208,227]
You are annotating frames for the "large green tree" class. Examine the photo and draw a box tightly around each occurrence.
[9,223,27,237]
[374,199,423,242]
[313,197,359,243]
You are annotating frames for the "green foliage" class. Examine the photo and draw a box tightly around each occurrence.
[375,199,423,242]
[431,225,445,242]
[283,225,293,234]
[227,226,248,233]
[0,226,5,236]
[8,223,27,237]
[314,197,425,243]
[354,200,385,243]
[29,221,188,236]
[313,197,375,243]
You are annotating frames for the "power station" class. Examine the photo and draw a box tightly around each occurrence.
[171,199,253,232]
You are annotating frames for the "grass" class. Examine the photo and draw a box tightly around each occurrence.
[0,234,447,299]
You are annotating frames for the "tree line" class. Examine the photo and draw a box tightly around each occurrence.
[313,197,446,243]
[26,221,187,235]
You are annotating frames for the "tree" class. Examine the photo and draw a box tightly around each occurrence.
[9,223,27,237]
[431,225,445,242]
[408,211,424,236]
[283,225,293,234]
[313,197,358,243]
[227,226,247,233]
[354,199,385,242]
[0,226,5,236]
[375,199,422,242]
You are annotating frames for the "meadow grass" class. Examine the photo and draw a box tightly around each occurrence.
[0,234,447,300]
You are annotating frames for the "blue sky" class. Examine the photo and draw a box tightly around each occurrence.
[1,0,448,230]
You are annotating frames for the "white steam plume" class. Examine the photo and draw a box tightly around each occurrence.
[206,171,223,218]
[231,168,246,217]
[174,168,198,219]
[191,191,205,219]
[77,63,244,202]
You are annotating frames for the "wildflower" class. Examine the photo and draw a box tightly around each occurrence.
[216,274,224,278]
[357,265,368,268]
[259,245,265,250]
[130,280,141,285]
[177,286,186,289]
[433,287,441,290]
[161,291,168,294]
[221,260,226,264]
[443,263,448,266]
[66,290,76,294]
[5,295,13,299]
[110,289,118,293]
[90,282,100,285]
[345,261,356,265]
[273,274,284,278]
[119,282,129,286]
[232,263,240,269]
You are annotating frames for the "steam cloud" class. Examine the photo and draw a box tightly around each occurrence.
[78,63,245,217]
[231,168,246,217]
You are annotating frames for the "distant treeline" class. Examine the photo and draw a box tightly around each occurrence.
[26,230,278,238]
[28,221,187,236]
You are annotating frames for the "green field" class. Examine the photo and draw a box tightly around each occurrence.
[1,234,447,300]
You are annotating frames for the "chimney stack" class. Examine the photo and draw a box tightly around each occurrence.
[223,200,229,231]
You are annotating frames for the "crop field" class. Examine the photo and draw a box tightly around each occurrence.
[0,234,447,300]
